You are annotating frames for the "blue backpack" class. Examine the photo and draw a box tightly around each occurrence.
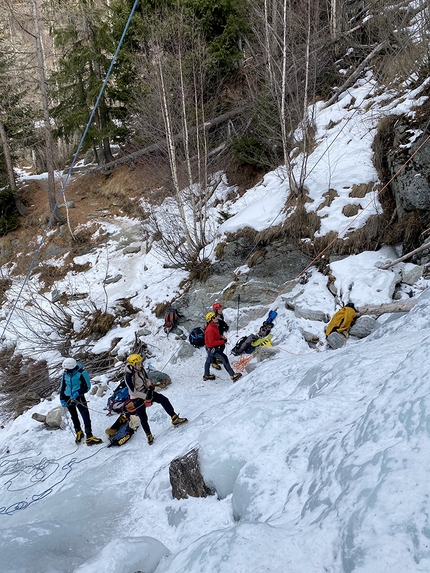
[189,327,205,348]
[106,384,135,415]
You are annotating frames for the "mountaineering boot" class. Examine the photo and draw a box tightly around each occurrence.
[211,362,222,370]
[171,414,188,427]
[85,435,103,446]
[231,372,243,383]
[203,374,216,381]
[75,429,84,444]
[146,432,154,445]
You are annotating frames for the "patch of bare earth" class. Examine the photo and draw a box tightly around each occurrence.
[7,162,161,287]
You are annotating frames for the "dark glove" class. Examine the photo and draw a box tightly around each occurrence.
[146,387,154,401]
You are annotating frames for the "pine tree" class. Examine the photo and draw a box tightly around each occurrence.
[48,0,132,166]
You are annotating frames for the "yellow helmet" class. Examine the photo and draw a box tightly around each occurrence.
[127,353,143,366]
[205,311,216,323]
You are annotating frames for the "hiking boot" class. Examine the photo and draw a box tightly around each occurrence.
[85,435,103,446]
[171,414,188,427]
[211,363,222,370]
[231,372,243,383]
[203,374,216,381]
[75,430,84,444]
[146,432,154,445]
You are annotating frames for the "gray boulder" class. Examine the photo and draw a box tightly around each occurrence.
[326,332,346,350]
[148,370,172,389]
[349,316,377,338]
[45,406,65,428]
[400,263,423,286]
[294,306,329,322]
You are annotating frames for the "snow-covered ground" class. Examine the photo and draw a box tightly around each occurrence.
[1,75,430,573]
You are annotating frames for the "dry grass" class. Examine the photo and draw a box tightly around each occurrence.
[77,309,116,340]
[0,347,56,419]
[214,241,226,260]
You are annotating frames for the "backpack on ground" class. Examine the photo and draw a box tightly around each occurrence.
[105,413,140,447]
[163,307,179,334]
[257,309,278,337]
[189,326,205,348]
[250,333,273,347]
[231,334,259,356]
[106,383,135,415]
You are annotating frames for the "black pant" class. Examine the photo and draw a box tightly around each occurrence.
[132,392,175,435]
[204,346,234,376]
[67,395,92,437]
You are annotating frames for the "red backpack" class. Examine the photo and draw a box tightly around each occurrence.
[163,307,179,334]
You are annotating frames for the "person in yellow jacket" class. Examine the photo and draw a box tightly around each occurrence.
[325,303,357,337]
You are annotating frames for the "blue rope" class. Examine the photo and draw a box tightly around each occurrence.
[0,0,140,342]
[0,446,107,516]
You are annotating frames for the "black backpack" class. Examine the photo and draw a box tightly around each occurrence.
[163,307,179,334]
[231,334,259,356]
[189,327,205,348]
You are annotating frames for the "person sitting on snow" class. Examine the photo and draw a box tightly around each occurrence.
[124,354,187,446]
[203,312,242,382]
[325,302,358,337]
[59,358,103,446]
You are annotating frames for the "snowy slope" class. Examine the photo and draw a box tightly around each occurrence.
[1,75,430,573]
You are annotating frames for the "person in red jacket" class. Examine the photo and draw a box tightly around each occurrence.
[203,312,242,382]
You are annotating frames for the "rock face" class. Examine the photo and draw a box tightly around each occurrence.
[175,239,311,333]
[386,118,430,219]
[169,448,214,500]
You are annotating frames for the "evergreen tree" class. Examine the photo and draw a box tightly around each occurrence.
[48,0,133,166]
[0,35,34,218]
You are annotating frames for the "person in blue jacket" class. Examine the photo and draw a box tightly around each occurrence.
[59,358,102,445]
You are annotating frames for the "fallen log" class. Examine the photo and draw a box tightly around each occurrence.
[378,241,430,269]
[357,300,417,317]
[91,107,246,172]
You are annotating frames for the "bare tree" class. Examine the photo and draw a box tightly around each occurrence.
[247,0,329,194]
[31,0,61,220]
[131,11,226,267]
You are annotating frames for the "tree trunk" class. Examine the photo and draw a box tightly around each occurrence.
[0,119,16,191]
[379,242,430,269]
[0,118,29,216]
[322,42,387,109]
[357,300,417,317]
[31,0,62,223]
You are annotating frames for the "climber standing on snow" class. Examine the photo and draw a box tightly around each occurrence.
[59,358,103,446]
[125,354,188,446]
[210,301,229,372]
[203,312,242,382]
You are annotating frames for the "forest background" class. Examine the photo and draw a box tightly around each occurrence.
[1,0,427,260]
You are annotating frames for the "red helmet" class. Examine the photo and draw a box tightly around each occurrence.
[212,302,222,311]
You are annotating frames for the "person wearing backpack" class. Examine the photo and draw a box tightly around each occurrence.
[203,312,242,382]
[59,358,103,446]
[210,302,229,371]
[325,302,358,337]
[212,302,229,336]
[124,354,188,445]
